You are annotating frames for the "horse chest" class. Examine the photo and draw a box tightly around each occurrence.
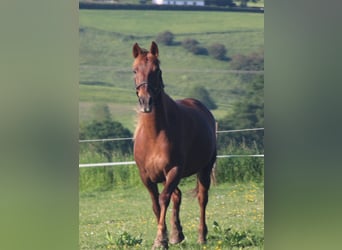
[134,133,172,182]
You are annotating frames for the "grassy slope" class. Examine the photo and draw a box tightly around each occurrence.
[79,181,264,249]
[79,10,263,131]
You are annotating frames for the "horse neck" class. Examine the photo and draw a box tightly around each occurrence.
[137,92,175,138]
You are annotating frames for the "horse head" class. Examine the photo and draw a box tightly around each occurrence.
[132,41,164,113]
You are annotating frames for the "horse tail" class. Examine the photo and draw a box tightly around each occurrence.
[210,161,217,186]
[193,154,217,197]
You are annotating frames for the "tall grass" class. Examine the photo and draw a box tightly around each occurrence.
[79,151,141,192]
[79,141,263,192]
[215,140,264,183]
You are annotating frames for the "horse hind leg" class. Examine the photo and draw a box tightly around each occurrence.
[169,187,185,244]
[197,168,212,244]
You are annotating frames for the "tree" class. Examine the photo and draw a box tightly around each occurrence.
[217,75,264,150]
[80,103,133,186]
[217,48,264,155]
[80,104,133,162]
[81,119,133,162]
[188,86,217,110]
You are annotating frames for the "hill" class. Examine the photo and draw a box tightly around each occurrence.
[79,9,264,131]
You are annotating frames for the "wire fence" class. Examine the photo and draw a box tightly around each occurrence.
[79,127,264,143]
[79,128,264,168]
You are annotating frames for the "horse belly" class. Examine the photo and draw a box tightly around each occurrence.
[182,135,216,177]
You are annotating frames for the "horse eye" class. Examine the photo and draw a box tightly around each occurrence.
[132,70,137,74]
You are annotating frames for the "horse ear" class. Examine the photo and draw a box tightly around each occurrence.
[150,41,159,57]
[133,43,141,58]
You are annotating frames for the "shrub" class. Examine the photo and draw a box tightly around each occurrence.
[182,38,207,55]
[210,221,264,248]
[155,31,174,45]
[106,231,143,248]
[208,43,227,60]
[192,46,208,55]
[182,38,199,51]
[231,50,264,71]
[80,119,133,161]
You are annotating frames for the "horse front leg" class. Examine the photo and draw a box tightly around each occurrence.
[169,187,185,244]
[152,166,181,250]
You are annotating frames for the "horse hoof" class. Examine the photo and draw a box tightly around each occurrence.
[197,237,207,244]
[152,240,168,250]
[169,232,185,244]
[152,244,168,250]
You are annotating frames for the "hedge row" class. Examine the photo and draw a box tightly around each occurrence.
[79,2,264,13]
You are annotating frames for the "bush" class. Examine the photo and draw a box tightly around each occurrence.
[80,119,133,161]
[208,43,227,60]
[192,46,208,55]
[210,221,264,248]
[231,50,264,71]
[182,38,207,55]
[182,38,199,51]
[155,31,174,45]
[105,231,142,248]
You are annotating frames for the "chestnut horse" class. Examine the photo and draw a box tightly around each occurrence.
[132,41,216,249]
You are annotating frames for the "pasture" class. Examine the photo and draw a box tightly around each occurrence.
[79,9,264,249]
[79,10,263,131]
[79,180,264,249]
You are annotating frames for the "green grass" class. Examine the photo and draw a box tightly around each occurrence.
[79,9,264,249]
[79,10,263,130]
[79,181,264,249]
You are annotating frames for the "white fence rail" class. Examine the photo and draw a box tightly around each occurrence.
[79,155,264,168]
[79,128,264,168]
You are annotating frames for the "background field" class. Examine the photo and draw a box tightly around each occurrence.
[79,10,264,131]
[79,9,264,249]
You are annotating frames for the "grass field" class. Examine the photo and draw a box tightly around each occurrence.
[79,181,264,249]
[79,10,264,249]
[79,10,263,131]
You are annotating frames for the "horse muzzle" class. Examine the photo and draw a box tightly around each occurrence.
[138,96,153,113]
